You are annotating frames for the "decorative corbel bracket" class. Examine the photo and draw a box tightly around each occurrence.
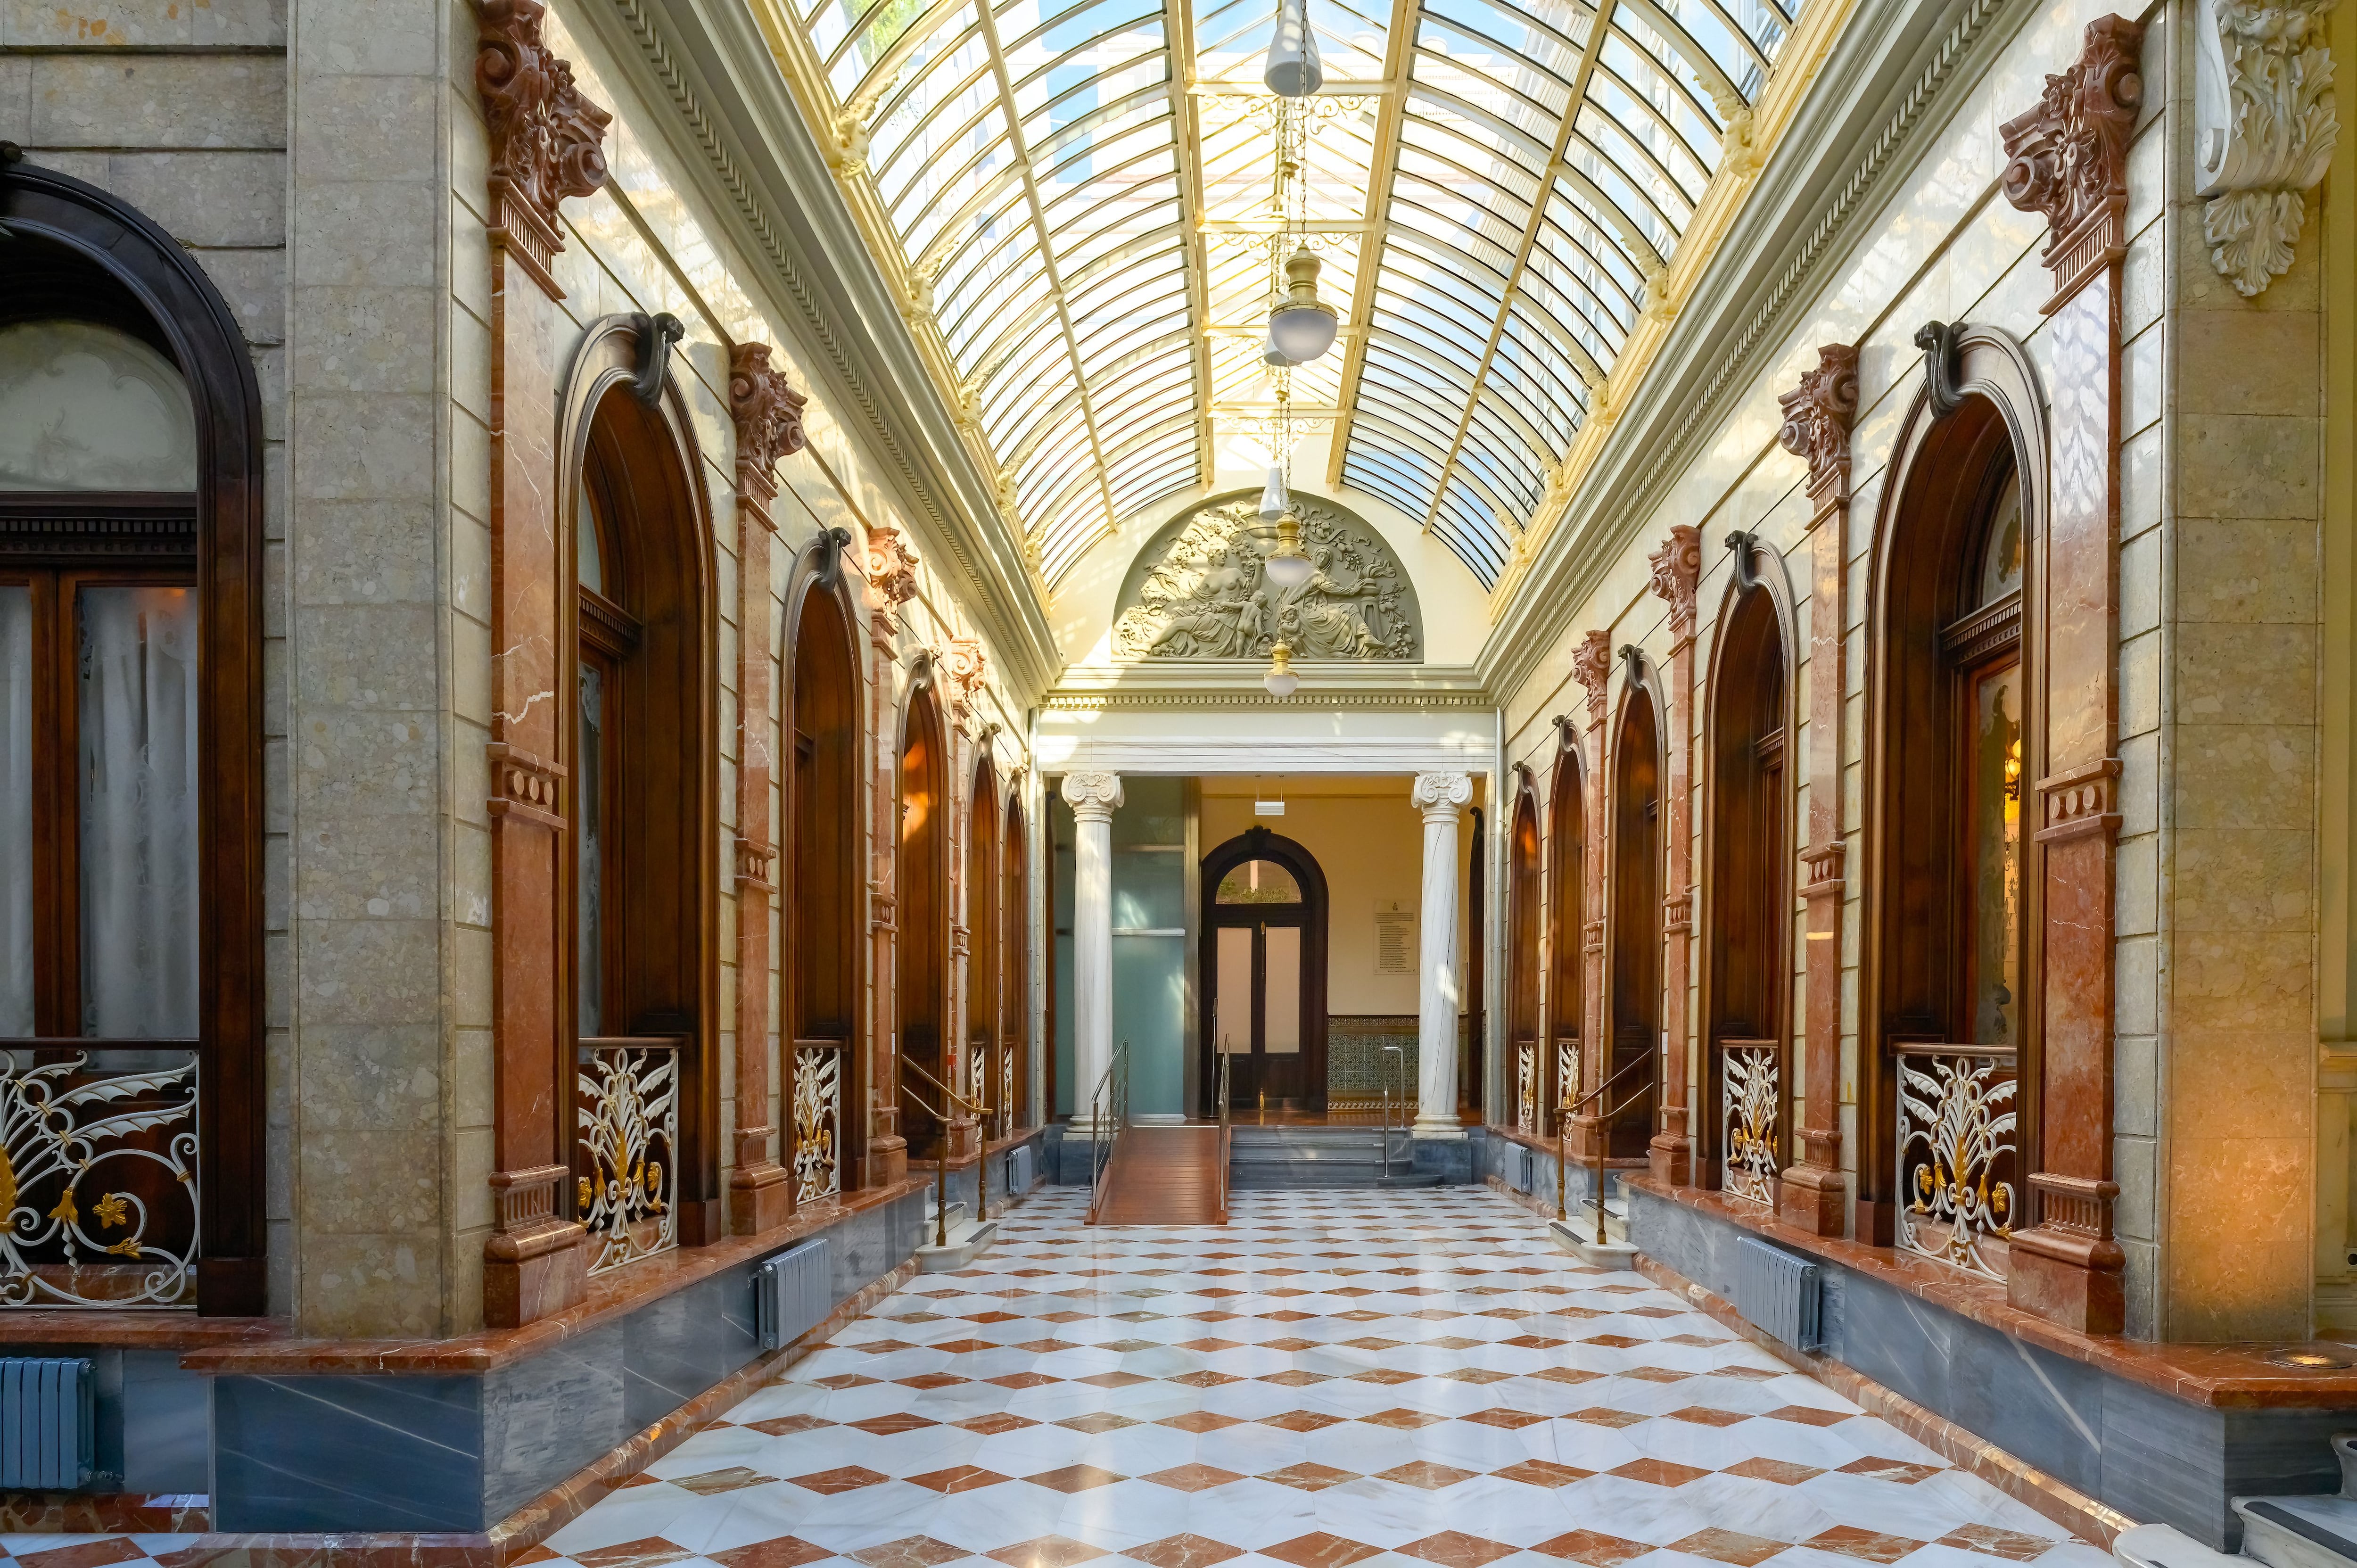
[1915,321,1967,419]
[2194,0,2339,296]
[1724,530,1761,595]
[629,312,684,407]
[1571,630,1613,728]
[816,525,854,590]
[2000,16,2147,310]
[472,0,610,298]
[1645,525,1702,641]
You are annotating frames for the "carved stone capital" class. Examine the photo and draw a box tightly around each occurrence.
[944,636,988,720]
[2195,0,2340,296]
[472,0,610,297]
[2000,15,2148,308]
[1776,344,1860,507]
[864,522,920,631]
[729,342,808,498]
[1662,892,1694,936]
[1571,630,1613,728]
[1061,770,1124,821]
[1646,525,1703,638]
[1411,771,1474,818]
[2036,758,2123,843]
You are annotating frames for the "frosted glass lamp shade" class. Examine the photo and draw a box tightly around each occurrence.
[1264,0,1323,97]
[1259,464,1288,520]
[1263,641,1300,697]
[1264,511,1313,588]
[1268,248,1338,363]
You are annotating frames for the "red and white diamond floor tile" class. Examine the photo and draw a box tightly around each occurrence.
[0,1188,2108,1568]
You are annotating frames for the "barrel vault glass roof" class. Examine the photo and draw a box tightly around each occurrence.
[783,0,1803,585]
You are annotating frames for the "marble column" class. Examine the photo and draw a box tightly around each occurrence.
[1413,772,1473,1138]
[1062,771,1122,1133]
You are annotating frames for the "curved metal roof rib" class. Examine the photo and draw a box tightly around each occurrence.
[771,0,1806,588]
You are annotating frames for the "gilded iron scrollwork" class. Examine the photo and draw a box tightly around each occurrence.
[793,1042,843,1205]
[1721,1041,1780,1207]
[577,1040,679,1274]
[1895,1046,2019,1279]
[0,1048,199,1309]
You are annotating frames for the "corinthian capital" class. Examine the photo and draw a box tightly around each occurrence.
[1060,771,1123,819]
[1411,771,1473,817]
[729,344,808,492]
[1776,344,1860,504]
[1647,525,1703,638]
[2000,16,2147,305]
[2195,0,2340,296]
[472,0,610,293]
[1571,630,1613,728]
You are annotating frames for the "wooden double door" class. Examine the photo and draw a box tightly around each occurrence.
[1201,829,1327,1115]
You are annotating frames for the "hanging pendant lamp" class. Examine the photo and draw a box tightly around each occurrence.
[1264,0,1322,96]
[1268,247,1338,364]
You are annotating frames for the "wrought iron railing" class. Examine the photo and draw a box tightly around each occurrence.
[577,1037,682,1275]
[1085,1040,1130,1224]
[1720,1038,1780,1207]
[792,1037,846,1205]
[1,1043,199,1309]
[1515,1034,1537,1133]
[998,1032,1017,1139]
[1895,1043,2018,1279]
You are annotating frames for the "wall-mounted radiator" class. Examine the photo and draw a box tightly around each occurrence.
[754,1238,831,1352]
[1,1357,95,1490]
[1500,1142,1531,1192]
[1730,1235,1821,1352]
[1009,1144,1033,1196]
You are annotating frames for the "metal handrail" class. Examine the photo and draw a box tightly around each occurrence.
[904,1056,989,1224]
[1085,1041,1131,1223]
[1564,1050,1656,1246]
[1377,1043,1406,1182]
[898,1075,957,1249]
[1215,1048,1232,1219]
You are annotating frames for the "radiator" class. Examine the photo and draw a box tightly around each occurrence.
[1,1357,95,1490]
[1009,1144,1033,1195]
[1730,1235,1821,1351]
[1501,1143,1531,1192]
[754,1238,831,1352]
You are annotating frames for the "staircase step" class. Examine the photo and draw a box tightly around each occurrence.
[2237,1496,2357,1568]
[2112,1523,2241,1568]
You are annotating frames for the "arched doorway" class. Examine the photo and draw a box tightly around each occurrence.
[1607,680,1662,1159]
[565,357,719,1263]
[1001,795,1029,1136]
[1703,575,1792,1203]
[1547,742,1585,1137]
[786,548,863,1199]
[898,674,951,1157]
[1506,780,1541,1133]
[966,757,999,1122]
[1199,828,1329,1116]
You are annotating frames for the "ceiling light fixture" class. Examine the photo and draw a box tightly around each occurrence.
[1263,639,1299,698]
[1268,247,1338,364]
[1264,0,1322,97]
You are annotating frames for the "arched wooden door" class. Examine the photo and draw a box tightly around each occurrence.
[1607,683,1662,1159]
[1199,828,1328,1116]
[786,552,863,1198]
[898,677,951,1157]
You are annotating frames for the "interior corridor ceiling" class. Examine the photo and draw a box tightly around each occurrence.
[765,0,1804,586]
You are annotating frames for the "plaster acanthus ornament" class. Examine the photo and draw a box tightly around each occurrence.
[944,637,988,720]
[864,522,919,631]
[828,102,874,177]
[1775,343,1861,500]
[1639,261,1676,324]
[1708,83,1763,179]
[473,0,611,290]
[1646,524,1704,638]
[1999,16,2148,303]
[1112,491,1420,662]
[1411,771,1475,817]
[728,343,808,488]
[2194,0,2339,296]
[1572,630,1613,728]
[1060,771,1124,819]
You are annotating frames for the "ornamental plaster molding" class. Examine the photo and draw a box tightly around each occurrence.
[1411,771,1475,817]
[1060,771,1124,819]
[2195,0,2340,295]
[1775,344,1860,503]
[728,343,808,491]
[473,0,611,292]
[1111,491,1420,663]
[1646,525,1704,638]
[865,522,920,630]
[2000,16,2147,305]
[944,637,988,720]
[1571,630,1613,728]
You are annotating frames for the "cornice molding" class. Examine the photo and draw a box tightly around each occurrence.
[1479,0,2020,701]
[575,0,1058,696]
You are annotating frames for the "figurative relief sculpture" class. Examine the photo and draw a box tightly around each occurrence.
[1112,494,1419,662]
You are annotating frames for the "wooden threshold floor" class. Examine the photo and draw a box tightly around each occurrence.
[1090,1124,1227,1225]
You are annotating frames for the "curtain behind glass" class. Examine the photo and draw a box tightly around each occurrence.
[0,587,31,1036]
[79,585,200,1038]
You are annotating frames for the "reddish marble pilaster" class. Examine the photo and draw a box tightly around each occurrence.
[1569,631,1613,1164]
[725,345,806,1234]
[861,527,920,1190]
[1647,528,1701,1187]
[1776,345,1859,1238]
[1996,15,2143,1334]
[475,0,608,1328]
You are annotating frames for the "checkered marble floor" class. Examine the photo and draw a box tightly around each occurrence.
[0,1188,2109,1568]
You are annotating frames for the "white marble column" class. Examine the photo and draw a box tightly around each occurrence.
[1412,771,1472,1138]
[1061,771,1122,1135]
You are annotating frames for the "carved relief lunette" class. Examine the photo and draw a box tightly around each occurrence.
[1567,630,1614,1162]
[1775,343,1858,1238]
[1646,527,1702,1187]
[726,342,807,1236]
[475,0,610,1329]
[2195,0,2338,296]
[2000,18,2139,1334]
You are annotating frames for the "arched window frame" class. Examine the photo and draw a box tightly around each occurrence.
[1698,540,1798,1205]
[966,755,1000,1125]
[1506,771,1543,1135]
[0,162,267,1313]
[1604,652,1670,1161]
[1000,790,1030,1137]
[556,320,721,1264]
[1862,327,2050,1272]
[1546,732,1586,1138]
[897,662,954,1157]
